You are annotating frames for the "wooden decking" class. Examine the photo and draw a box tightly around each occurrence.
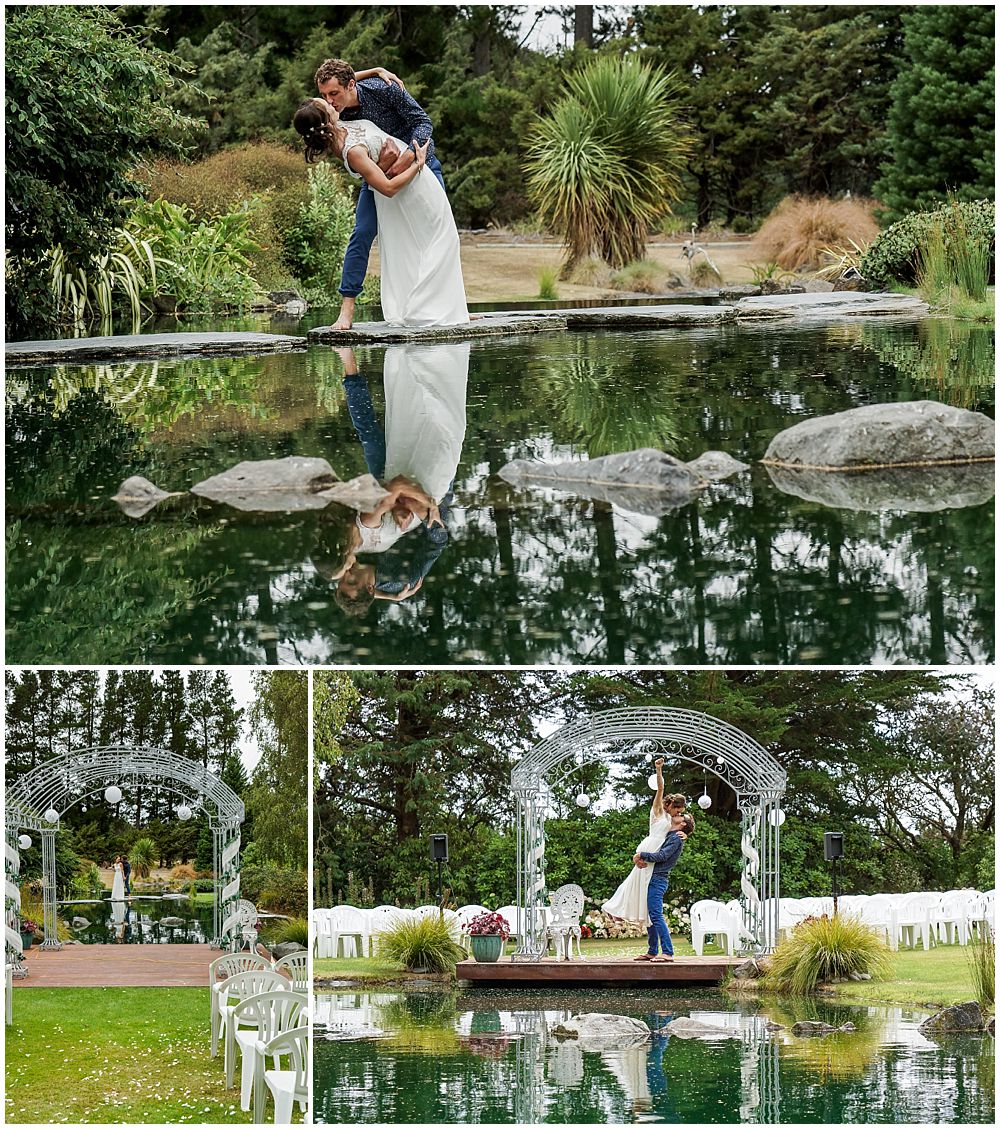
[12,943,214,988]
[457,955,740,987]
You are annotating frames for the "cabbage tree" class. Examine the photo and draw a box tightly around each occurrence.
[526,57,692,276]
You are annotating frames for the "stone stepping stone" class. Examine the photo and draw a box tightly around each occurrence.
[5,331,306,366]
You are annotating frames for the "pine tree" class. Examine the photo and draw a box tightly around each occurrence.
[186,670,214,768]
[210,670,243,775]
[875,5,995,219]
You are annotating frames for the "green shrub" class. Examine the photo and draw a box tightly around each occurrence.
[261,916,309,948]
[609,259,666,293]
[537,267,559,300]
[241,862,308,917]
[689,259,723,287]
[283,163,357,305]
[860,199,995,289]
[762,915,894,995]
[375,915,466,973]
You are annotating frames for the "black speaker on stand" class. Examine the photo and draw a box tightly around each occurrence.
[824,832,844,913]
[429,834,449,916]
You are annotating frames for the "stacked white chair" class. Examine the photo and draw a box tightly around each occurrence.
[230,989,307,1113]
[209,953,269,1057]
[852,895,896,946]
[329,905,370,958]
[891,892,939,951]
[367,905,415,956]
[311,909,334,958]
[262,1025,309,1124]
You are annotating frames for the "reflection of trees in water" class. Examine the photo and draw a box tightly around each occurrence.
[859,320,996,412]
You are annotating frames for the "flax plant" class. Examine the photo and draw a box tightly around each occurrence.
[526,58,691,276]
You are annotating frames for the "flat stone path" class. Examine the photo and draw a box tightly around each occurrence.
[5,292,928,364]
[13,943,214,987]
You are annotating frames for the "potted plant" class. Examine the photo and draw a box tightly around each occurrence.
[19,918,39,950]
[464,911,511,963]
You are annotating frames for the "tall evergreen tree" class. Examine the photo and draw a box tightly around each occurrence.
[210,670,243,775]
[875,5,995,218]
[186,670,214,769]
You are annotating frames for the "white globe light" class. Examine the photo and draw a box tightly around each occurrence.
[104,785,122,804]
[18,834,32,850]
[44,809,60,824]
[648,774,659,790]
[769,808,786,828]
[177,805,192,821]
[575,793,590,808]
[697,794,713,810]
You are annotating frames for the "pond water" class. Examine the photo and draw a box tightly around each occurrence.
[6,317,993,665]
[58,895,213,944]
[313,987,995,1124]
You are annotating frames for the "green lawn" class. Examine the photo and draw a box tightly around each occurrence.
[316,938,986,1011]
[4,987,303,1125]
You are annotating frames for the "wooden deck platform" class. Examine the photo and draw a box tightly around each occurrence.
[457,955,740,987]
[12,943,215,988]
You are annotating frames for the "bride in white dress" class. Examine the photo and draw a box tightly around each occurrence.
[603,760,683,926]
[111,856,126,902]
[294,99,469,328]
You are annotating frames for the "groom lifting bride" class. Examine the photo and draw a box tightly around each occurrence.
[296,58,469,331]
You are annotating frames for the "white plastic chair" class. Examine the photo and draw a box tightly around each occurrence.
[690,899,745,956]
[892,892,940,950]
[230,989,307,1113]
[547,885,585,960]
[208,953,269,1057]
[455,905,489,952]
[329,905,370,958]
[367,905,416,955]
[262,1025,309,1124]
[273,951,308,991]
[851,895,895,946]
[216,969,288,1070]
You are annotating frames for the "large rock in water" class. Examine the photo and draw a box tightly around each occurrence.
[271,941,306,960]
[763,401,994,471]
[499,448,707,516]
[919,1001,986,1035]
[663,1017,742,1040]
[190,456,341,512]
[765,461,995,512]
[551,1013,651,1044]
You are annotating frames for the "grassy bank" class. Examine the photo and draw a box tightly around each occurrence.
[4,987,303,1124]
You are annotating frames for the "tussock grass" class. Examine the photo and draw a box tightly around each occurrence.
[966,928,995,1010]
[753,195,879,271]
[375,915,466,973]
[537,266,559,300]
[609,259,666,293]
[761,914,894,995]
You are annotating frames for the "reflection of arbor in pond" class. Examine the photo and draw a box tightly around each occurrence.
[859,319,995,411]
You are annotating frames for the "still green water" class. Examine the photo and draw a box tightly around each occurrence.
[57,896,213,943]
[6,318,993,665]
[314,987,995,1124]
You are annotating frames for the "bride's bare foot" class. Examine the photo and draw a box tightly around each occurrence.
[333,297,356,331]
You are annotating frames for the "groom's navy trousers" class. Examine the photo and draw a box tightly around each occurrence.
[640,832,685,956]
[340,157,446,298]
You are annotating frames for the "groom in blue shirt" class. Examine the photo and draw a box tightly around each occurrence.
[315,58,447,331]
[633,812,694,962]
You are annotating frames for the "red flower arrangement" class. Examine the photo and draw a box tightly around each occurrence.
[580,924,593,939]
[463,911,511,940]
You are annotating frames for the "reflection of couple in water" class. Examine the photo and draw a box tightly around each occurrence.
[313,342,468,616]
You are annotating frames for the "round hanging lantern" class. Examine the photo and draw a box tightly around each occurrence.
[647,774,659,790]
[769,808,786,828]
[697,794,712,810]
[104,785,122,804]
[17,834,32,850]
[575,793,590,808]
[44,808,60,824]
[177,805,193,821]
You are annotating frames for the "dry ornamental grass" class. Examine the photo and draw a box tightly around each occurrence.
[752,195,880,272]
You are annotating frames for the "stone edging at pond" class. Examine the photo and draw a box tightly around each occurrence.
[5,292,930,365]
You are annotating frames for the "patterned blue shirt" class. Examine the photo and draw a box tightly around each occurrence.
[340,77,436,164]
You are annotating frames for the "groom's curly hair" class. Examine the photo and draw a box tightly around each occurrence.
[315,58,355,87]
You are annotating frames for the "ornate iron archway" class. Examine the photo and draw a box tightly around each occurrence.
[511,708,787,960]
[5,746,245,976]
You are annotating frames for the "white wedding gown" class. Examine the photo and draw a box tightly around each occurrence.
[111,862,126,902]
[343,122,469,327]
[602,810,671,926]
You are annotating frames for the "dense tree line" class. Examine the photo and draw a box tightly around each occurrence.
[315,670,994,908]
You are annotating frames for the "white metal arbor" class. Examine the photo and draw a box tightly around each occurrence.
[5,746,245,977]
[510,708,787,960]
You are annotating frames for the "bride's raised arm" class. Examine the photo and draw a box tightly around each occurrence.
[652,757,665,818]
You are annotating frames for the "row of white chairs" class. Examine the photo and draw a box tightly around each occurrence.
[691,889,995,955]
[208,951,309,1123]
[312,904,559,959]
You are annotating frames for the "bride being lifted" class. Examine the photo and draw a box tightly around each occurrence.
[602,758,688,926]
[293,99,469,329]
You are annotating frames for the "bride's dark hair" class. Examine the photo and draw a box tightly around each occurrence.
[293,99,337,164]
